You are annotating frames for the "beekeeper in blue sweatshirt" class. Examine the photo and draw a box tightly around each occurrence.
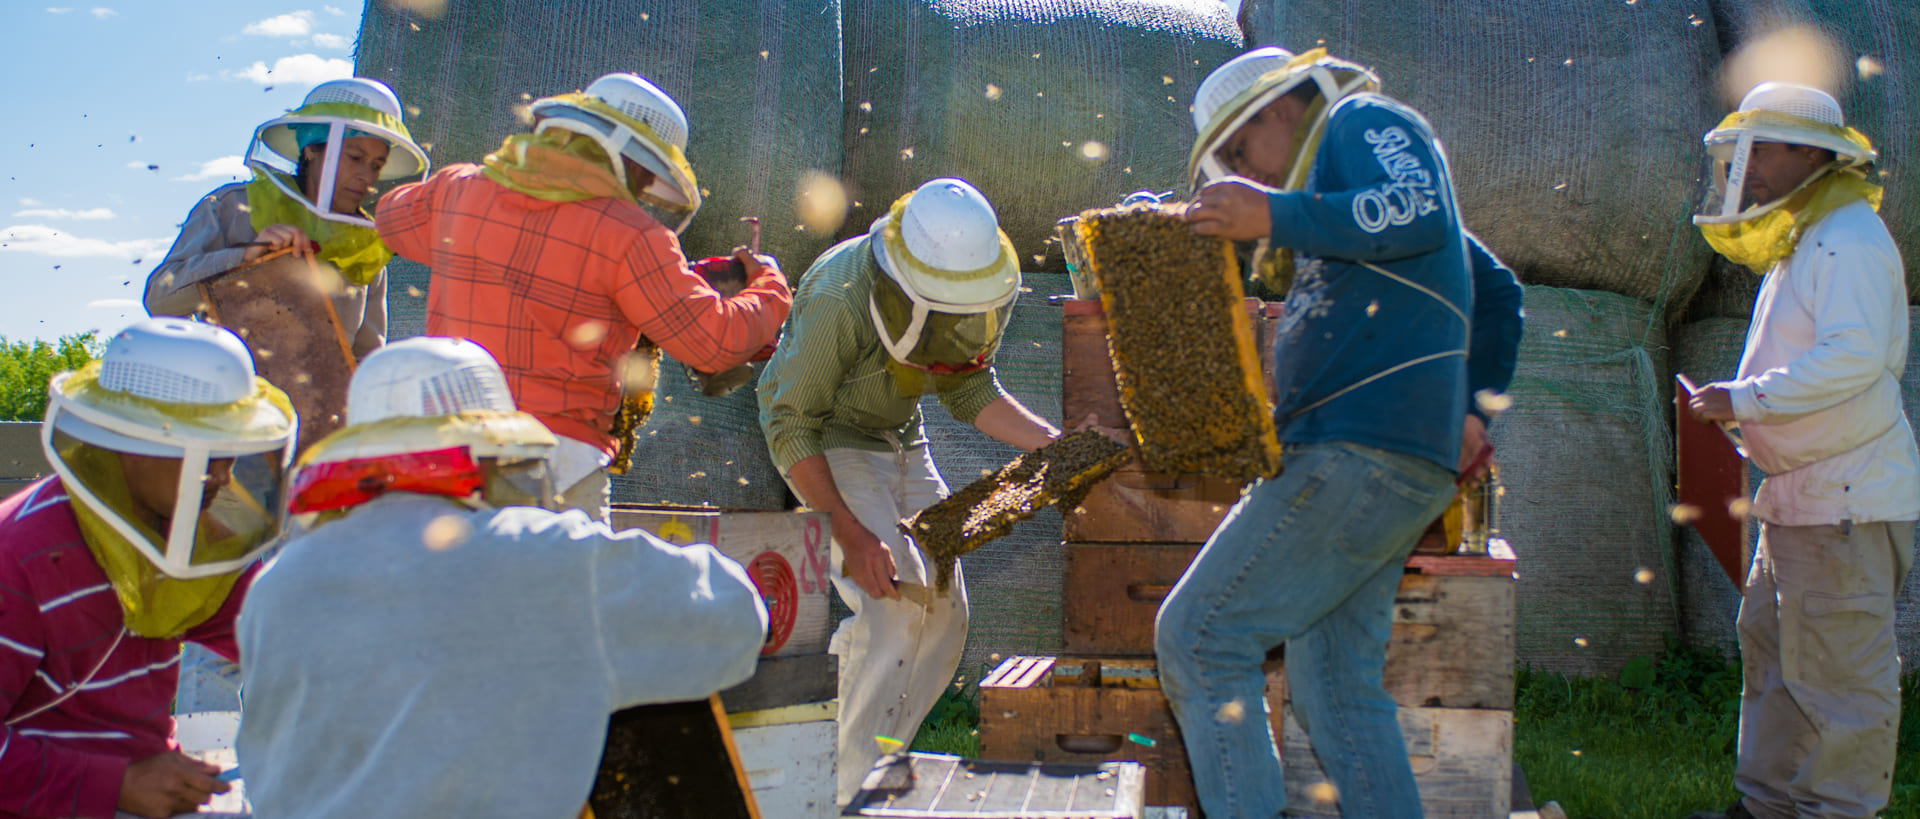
[1155,47,1524,818]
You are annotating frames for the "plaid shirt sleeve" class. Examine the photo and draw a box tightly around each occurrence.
[613,227,793,375]
[0,561,128,819]
[372,177,435,263]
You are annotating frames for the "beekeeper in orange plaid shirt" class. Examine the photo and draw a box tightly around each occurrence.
[376,73,792,521]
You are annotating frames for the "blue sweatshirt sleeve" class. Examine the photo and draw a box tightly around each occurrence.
[1463,231,1524,422]
[1265,98,1455,262]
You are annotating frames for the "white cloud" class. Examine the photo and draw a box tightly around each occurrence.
[312,32,349,50]
[87,298,141,310]
[243,10,313,37]
[90,7,115,18]
[185,71,210,82]
[170,155,248,183]
[14,207,115,221]
[19,198,41,207]
[46,7,72,13]
[230,53,353,86]
[322,4,345,14]
[0,225,170,259]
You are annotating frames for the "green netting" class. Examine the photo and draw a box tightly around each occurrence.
[1239,0,1720,308]
[1709,0,1920,301]
[839,0,1243,273]
[1489,285,1679,675]
[1671,317,1760,654]
[919,273,1072,680]
[354,0,846,278]
[611,353,788,511]
[1900,308,1920,668]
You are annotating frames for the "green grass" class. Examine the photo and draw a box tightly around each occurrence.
[1517,636,1920,818]
[909,644,1920,817]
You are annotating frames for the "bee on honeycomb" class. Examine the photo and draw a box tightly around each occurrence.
[1077,202,1281,482]
[903,430,1132,590]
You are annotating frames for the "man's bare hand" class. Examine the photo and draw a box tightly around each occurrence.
[1071,414,1131,447]
[1458,414,1493,485]
[242,224,313,264]
[118,750,227,819]
[836,517,900,601]
[1688,387,1735,423]
[1186,178,1274,242]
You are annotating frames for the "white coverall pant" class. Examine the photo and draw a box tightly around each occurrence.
[1736,520,1916,819]
[814,446,968,805]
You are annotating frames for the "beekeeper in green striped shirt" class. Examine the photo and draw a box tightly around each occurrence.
[758,178,1060,804]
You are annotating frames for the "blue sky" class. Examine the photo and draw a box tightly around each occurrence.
[0,2,364,343]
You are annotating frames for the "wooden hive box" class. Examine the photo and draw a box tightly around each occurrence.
[842,753,1147,817]
[611,505,834,660]
[1064,550,1516,709]
[1277,705,1514,818]
[1060,299,1279,544]
[978,656,1286,809]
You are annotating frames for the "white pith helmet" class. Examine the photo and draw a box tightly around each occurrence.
[529,72,701,225]
[870,178,1020,311]
[42,318,296,578]
[346,337,517,425]
[289,338,556,516]
[1193,47,1298,133]
[1694,81,1877,225]
[246,77,430,227]
[1189,46,1380,189]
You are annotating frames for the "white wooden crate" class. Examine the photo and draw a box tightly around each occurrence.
[729,701,837,819]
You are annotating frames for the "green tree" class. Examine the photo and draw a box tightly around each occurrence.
[0,333,103,422]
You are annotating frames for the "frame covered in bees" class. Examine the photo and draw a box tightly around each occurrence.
[903,430,1132,590]
[1076,203,1281,482]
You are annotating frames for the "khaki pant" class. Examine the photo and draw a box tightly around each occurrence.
[1735,520,1916,819]
[797,447,967,806]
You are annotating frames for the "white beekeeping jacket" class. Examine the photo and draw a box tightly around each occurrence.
[1725,199,1920,527]
[235,492,768,818]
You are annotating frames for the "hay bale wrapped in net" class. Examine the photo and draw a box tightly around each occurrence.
[355,0,846,274]
[1709,0,1920,301]
[1240,0,1719,308]
[904,430,1132,590]
[1682,258,1762,322]
[1489,286,1677,675]
[610,351,787,510]
[841,0,1243,271]
[1078,203,1281,482]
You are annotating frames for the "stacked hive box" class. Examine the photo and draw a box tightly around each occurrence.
[977,299,1518,814]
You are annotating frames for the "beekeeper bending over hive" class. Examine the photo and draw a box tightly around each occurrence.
[757,178,1062,805]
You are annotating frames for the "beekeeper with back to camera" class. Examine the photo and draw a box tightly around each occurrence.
[0,317,295,819]
[145,77,429,361]
[1155,46,1524,818]
[1683,81,1918,819]
[235,337,768,819]
[757,177,1063,804]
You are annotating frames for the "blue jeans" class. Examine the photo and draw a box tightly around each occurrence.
[1154,442,1455,818]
